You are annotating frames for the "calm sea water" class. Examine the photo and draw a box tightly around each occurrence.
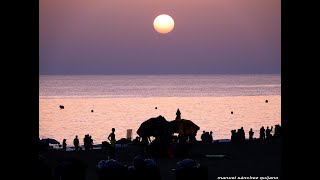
[39,74,280,144]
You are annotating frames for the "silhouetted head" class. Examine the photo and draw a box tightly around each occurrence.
[210,131,212,134]
[133,155,145,169]
[112,128,115,132]
[203,131,205,134]
[241,127,243,130]
[144,159,157,169]
[63,139,66,142]
[250,128,253,131]
[97,159,127,179]
[55,158,86,180]
[75,135,78,138]
[174,158,200,173]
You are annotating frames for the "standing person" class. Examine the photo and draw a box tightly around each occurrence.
[209,131,213,143]
[108,128,116,158]
[73,135,80,151]
[266,126,273,140]
[89,135,94,150]
[249,128,254,141]
[201,131,206,142]
[62,139,67,151]
[240,127,245,141]
[259,126,265,140]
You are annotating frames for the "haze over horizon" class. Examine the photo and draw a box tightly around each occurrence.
[40,0,280,75]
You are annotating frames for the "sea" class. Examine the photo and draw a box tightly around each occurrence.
[39,74,280,145]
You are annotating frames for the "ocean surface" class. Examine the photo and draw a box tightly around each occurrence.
[39,74,281,145]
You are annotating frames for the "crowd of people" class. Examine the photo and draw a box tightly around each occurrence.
[231,124,282,143]
[200,131,213,143]
[40,123,282,152]
[38,154,206,180]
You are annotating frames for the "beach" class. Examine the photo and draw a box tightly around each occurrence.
[39,139,281,180]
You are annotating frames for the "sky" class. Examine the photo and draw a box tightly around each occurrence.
[39,0,280,75]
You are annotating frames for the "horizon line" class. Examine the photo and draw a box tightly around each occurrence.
[39,73,281,76]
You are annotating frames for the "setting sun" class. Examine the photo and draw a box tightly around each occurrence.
[153,14,175,34]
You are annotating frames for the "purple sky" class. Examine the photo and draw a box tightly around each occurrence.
[40,0,280,75]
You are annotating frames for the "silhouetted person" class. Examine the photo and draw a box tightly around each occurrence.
[231,130,236,142]
[59,105,64,109]
[62,139,67,151]
[274,124,281,138]
[204,132,210,143]
[84,134,90,150]
[249,128,254,141]
[188,134,197,143]
[108,128,116,158]
[231,111,233,114]
[141,136,150,145]
[260,126,265,140]
[266,126,273,140]
[132,136,141,145]
[239,127,245,141]
[173,158,207,180]
[235,129,241,142]
[155,107,157,109]
[209,131,213,142]
[176,109,181,120]
[266,100,268,103]
[97,159,128,180]
[90,135,94,150]
[91,110,94,112]
[128,156,161,180]
[201,131,206,142]
[73,135,80,151]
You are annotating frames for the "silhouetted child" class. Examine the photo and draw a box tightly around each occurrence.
[108,128,116,158]
[249,128,254,141]
[73,135,80,151]
[62,139,67,151]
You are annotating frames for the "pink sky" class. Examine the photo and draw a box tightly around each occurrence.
[40,0,280,74]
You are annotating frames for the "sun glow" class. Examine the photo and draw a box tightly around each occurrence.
[153,14,175,34]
